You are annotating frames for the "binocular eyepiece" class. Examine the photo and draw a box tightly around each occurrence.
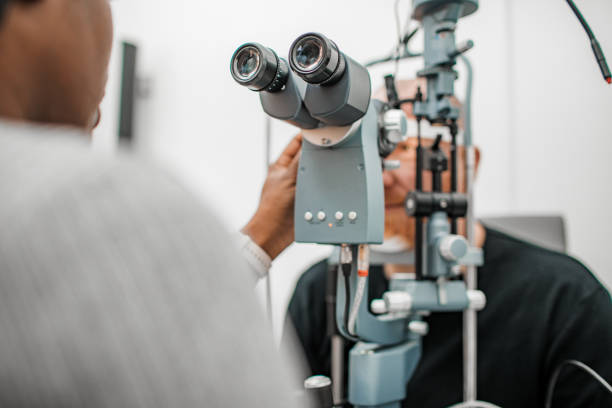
[230,33,347,92]
[289,33,346,86]
[230,43,289,92]
[230,32,371,128]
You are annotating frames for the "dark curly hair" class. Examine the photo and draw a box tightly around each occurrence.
[0,1,9,23]
[0,1,37,24]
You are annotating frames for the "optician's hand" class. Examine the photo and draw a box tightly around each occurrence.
[242,134,303,260]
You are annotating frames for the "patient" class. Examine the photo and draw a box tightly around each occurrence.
[286,79,612,407]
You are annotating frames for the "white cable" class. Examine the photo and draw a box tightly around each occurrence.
[446,401,502,408]
[348,275,367,335]
[348,245,370,336]
[545,359,612,408]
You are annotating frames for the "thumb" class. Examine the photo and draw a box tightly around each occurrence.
[288,148,301,179]
[275,134,303,168]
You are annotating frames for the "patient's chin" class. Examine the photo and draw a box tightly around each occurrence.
[384,210,414,249]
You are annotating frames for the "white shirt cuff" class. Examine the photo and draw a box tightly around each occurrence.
[238,233,272,280]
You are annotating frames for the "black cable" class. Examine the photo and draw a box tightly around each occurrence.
[326,263,339,338]
[364,27,421,68]
[566,0,594,38]
[565,0,611,84]
[341,263,352,335]
[545,359,612,408]
[401,27,419,46]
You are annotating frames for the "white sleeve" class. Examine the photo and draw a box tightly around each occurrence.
[237,233,272,280]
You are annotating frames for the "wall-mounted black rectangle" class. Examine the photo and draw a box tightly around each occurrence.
[118,42,138,144]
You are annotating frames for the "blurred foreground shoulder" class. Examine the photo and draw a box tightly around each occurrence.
[0,123,306,407]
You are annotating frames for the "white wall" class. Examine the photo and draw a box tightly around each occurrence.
[95,0,612,334]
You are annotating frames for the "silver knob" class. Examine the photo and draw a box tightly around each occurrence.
[370,299,387,314]
[408,320,429,336]
[335,211,344,221]
[383,160,401,171]
[383,109,408,144]
[304,375,332,389]
[439,235,469,261]
[383,291,413,313]
[304,212,313,222]
[467,290,487,311]
[348,211,358,221]
[317,211,326,221]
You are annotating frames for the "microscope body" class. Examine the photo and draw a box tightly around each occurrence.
[295,101,385,245]
[230,15,482,405]
[337,1,484,407]
[255,50,386,245]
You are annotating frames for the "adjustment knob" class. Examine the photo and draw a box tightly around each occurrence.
[317,211,326,221]
[370,299,387,314]
[383,291,413,313]
[439,235,469,261]
[335,211,344,221]
[304,212,313,222]
[467,290,487,311]
[304,376,333,408]
[383,160,401,170]
[383,109,408,144]
[408,320,429,336]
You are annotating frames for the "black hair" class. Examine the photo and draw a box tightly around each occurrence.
[0,0,8,23]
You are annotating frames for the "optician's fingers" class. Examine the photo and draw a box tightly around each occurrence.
[275,134,303,168]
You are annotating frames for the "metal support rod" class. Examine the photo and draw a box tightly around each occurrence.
[415,115,424,280]
[463,146,477,403]
[460,54,478,404]
[264,115,273,324]
[265,116,272,167]
[327,262,345,406]
[450,121,458,234]
[331,335,345,406]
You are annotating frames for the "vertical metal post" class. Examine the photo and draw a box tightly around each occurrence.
[463,146,478,403]
[460,54,477,403]
[264,116,273,323]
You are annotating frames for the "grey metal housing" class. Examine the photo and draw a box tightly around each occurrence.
[301,55,371,127]
[259,73,320,129]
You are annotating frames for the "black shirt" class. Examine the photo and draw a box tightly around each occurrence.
[287,228,612,407]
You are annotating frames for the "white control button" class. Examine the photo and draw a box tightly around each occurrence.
[348,211,358,221]
[370,299,387,314]
[317,211,326,221]
[408,320,429,336]
[304,212,313,222]
[467,290,487,311]
[335,211,344,221]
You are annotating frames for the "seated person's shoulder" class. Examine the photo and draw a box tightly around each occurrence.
[296,259,329,289]
[483,228,609,303]
[290,259,329,309]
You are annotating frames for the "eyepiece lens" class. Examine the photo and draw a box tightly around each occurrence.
[234,46,261,81]
[294,37,324,72]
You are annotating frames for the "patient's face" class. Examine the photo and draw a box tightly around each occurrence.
[383,138,465,249]
[375,79,473,247]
